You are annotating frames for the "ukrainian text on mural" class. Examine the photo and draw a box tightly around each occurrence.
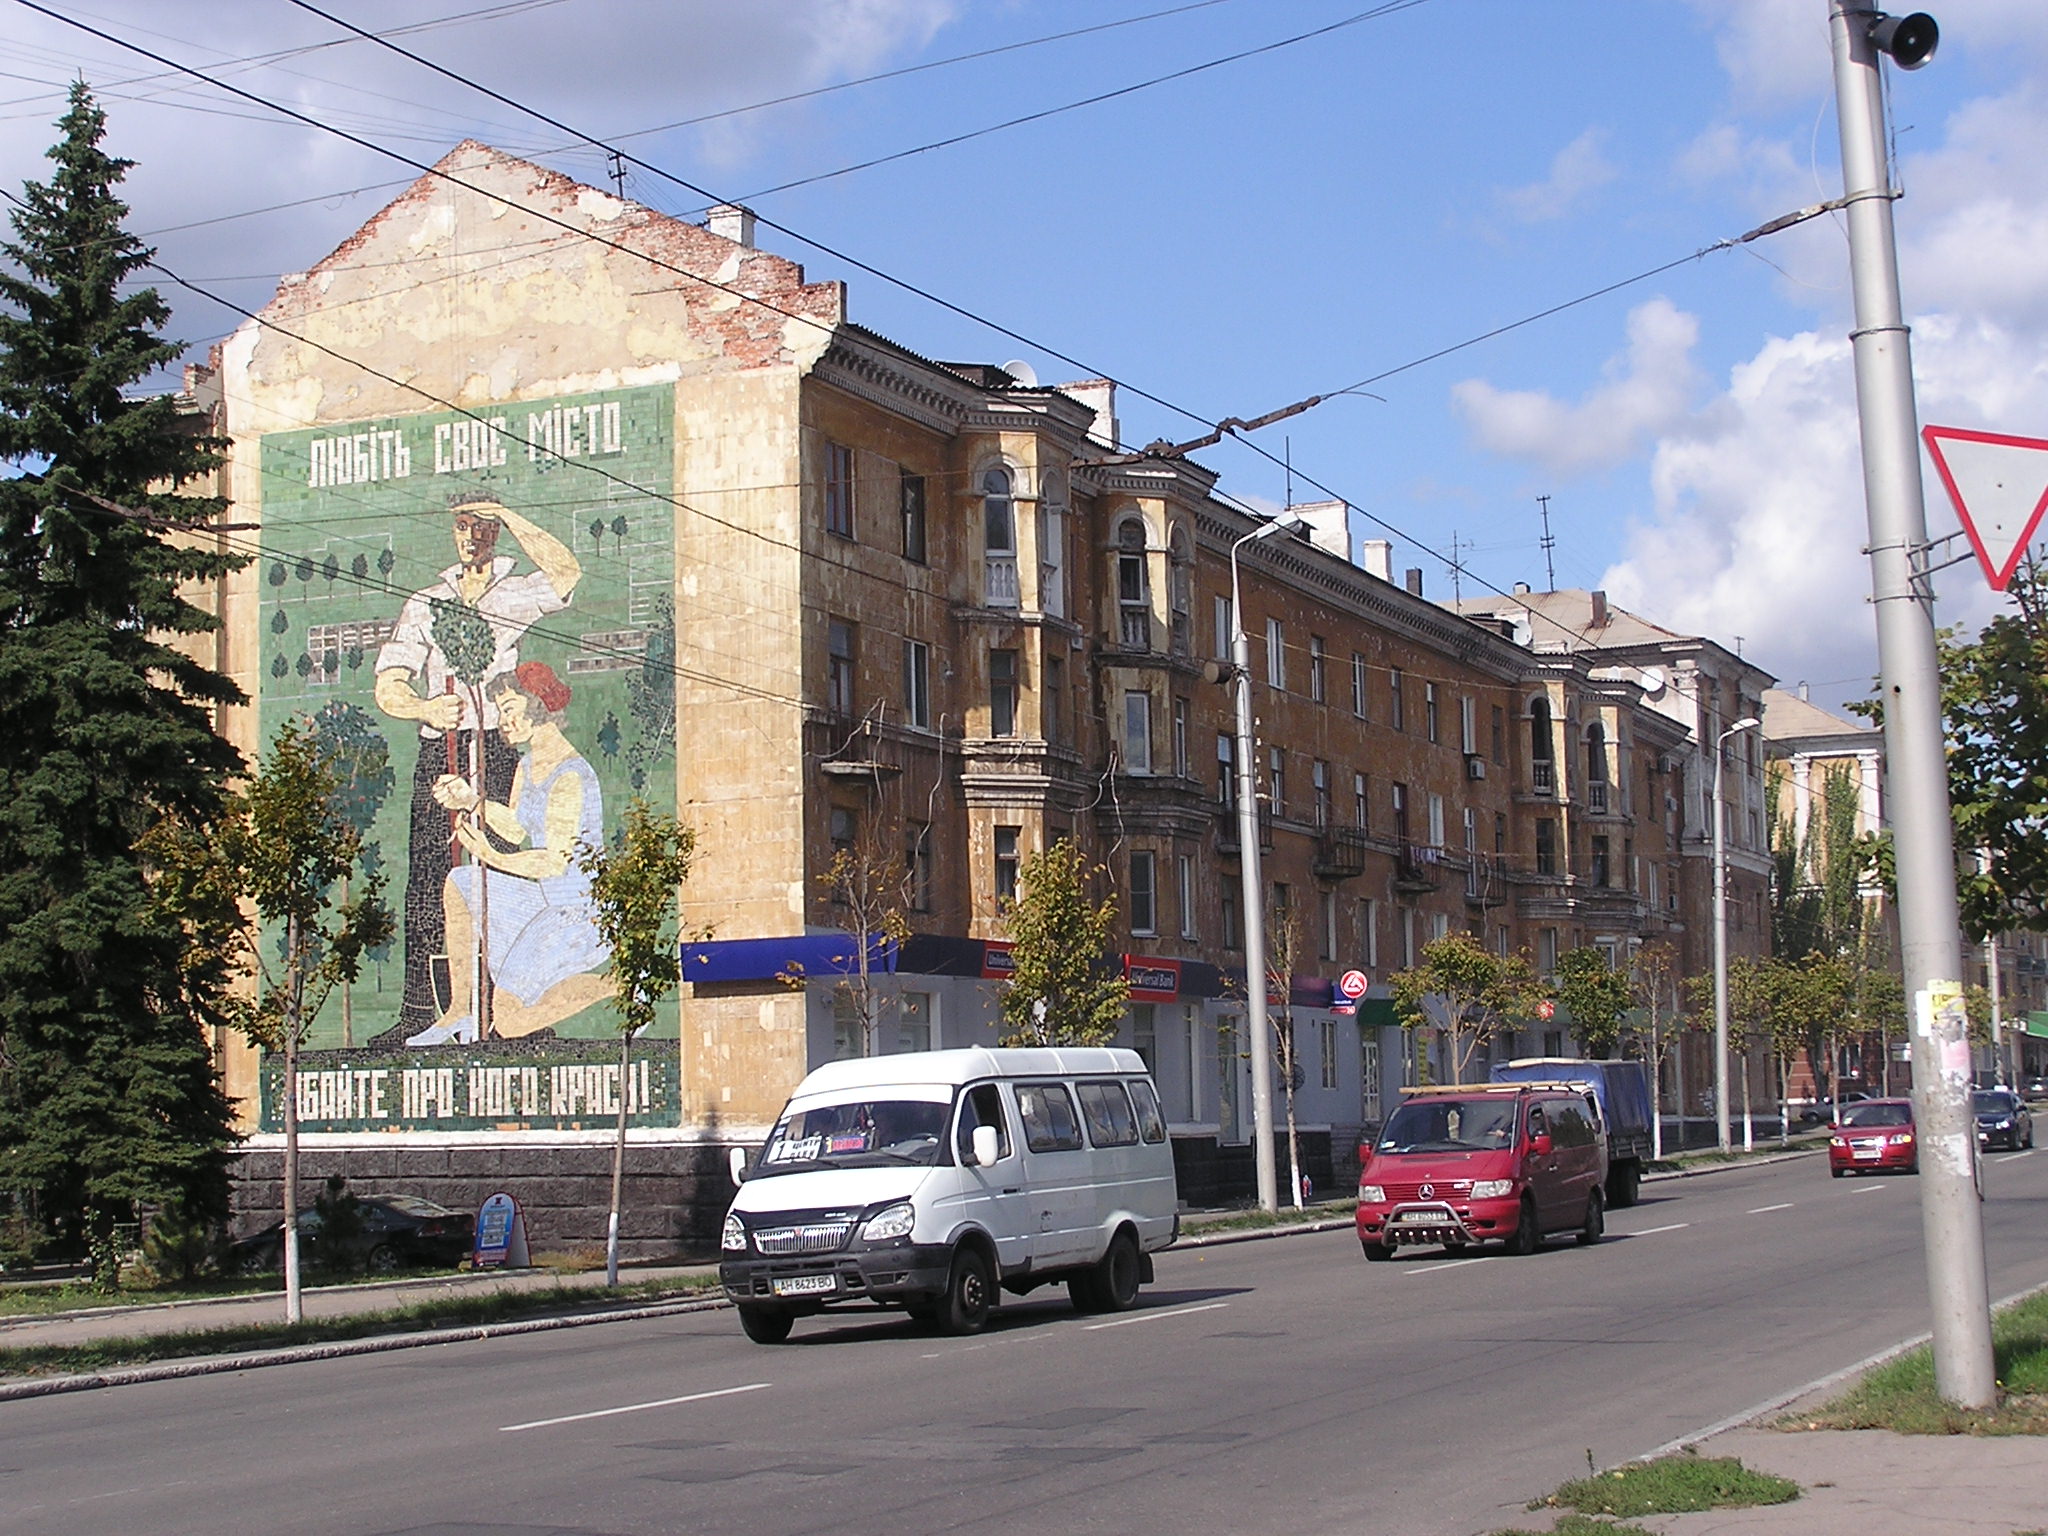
[258,1043,680,1133]
[257,385,679,1132]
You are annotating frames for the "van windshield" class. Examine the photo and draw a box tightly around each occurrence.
[754,1096,952,1177]
[1377,1097,1518,1153]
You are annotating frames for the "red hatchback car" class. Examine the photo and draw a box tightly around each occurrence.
[1829,1098,1917,1176]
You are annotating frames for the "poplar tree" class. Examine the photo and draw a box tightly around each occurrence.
[0,85,245,1261]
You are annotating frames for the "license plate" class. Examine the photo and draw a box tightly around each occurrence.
[1396,1208,1454,1223]
[772,1274,835,1297]
[1853,1148,1881,1160]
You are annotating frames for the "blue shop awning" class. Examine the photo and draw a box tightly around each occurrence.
[682,932,896,984]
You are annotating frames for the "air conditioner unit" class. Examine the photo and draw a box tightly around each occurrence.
[1656,755,1678,776]
[1465,755,1486,781]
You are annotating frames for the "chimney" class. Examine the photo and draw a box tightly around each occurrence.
[707,204,756,249]
[1404,568,1423,597]
[1293,499,1352,564]
[1513,581,1531,595]
[1589,589,1610,627]
[1799,680,1810,701]
[1057,379,1119,449]
[1361,540,1393,582]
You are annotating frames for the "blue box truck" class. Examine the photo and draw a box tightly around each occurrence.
[1489,1057,1654,1207]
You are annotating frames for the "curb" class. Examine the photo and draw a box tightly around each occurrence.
[0,1293,731,1402]
[1176,1216,1356,1247]
[1642,1146,1819,1182]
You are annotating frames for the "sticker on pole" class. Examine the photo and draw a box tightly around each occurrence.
[1338,969,1370,1000]
[1922,424,2048,591]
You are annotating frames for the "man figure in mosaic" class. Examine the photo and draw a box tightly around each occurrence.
[372,490,581,1041]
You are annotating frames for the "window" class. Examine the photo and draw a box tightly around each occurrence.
[900,469,926,563]
[1530,697,1554,791]
[1039,496,1065,617]
[1319,889,1338,962]
[832,991,864,1058]
[956,1082,1011,1161]
[1117,518,1151,648]
[1123,690,1152,773]
[1390,668,1406,730]
[1076,1081,1140,1147]
[1592,835,1611,888]
[1129,1004,1157,1071]
[1312,759,1331,828]
[823,440,854,538]
[1179,855,1197,940]
[1428,911,1450,943]
[1309,636,1327,703]
[905,824,932,911]
[1425,682,1440,743]
[990,648,1018,737]
[898,990,932,1053]
[1353,770,1370,831]
[1131,851,1157,935]
[1351,652,1369,718]
[1017,1082,1084,1152]
[1268,747,1286,818]
[1221,885,1241,948]
[1172,697,1190,778]
[1266,617,1286,689]
[1214,594,1234,660]
[1535,818,1558,876]
[1460,695,1477,755]
[1319,1018,1338,1090]
[1491,704,1505,765]
[1168,527,1192,654]
[994,826,1020,903]
[1537,926,1559,977]
[903,639,930,730]
[1392,781,1410,843]
[1428,792,1445,848]
[829,805,856,855]
[1044,657,1064,745]
[1129,1078,1168,1142]
[826,617,855,718]
[1400,906,1416,967]
[1217,733,1236,806]
[1495,812,1507,854]
[983,467,1017,607]
[1272,882,1292,929]
[1360,897,1380,968]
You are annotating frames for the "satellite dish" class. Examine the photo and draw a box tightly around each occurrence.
[1001,359,1038,388]
[1639,666,1666,697]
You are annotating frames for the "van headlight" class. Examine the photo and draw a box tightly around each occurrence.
[860,1202,916,1242]
[721,1213,747,1252]
[1470,1179,1514,1200]
[1358,1184,1385,1204]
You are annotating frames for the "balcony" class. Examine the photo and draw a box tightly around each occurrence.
[1216,803,1274,855]
[1588,780,1610,814]
[1313,825,1371,880]
[1119,606,1153,650]
[984,555,1019,609]
[1532,759,1555,795]
[1394,844,1442,893]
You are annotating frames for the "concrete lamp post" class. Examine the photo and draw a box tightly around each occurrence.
[1713,715,1760,1155]
[1230,509,1305,1214]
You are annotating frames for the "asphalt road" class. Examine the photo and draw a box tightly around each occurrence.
[9,1149,2048,1536]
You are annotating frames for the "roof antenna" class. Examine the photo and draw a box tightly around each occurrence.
[1536,494,1557,591]
[1448,528,1466,605]
[607,149,629,198]
[1284,435,1294,510]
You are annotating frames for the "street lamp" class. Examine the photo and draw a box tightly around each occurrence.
[1231,509,1305,1214]
[1713,715,1760,1155]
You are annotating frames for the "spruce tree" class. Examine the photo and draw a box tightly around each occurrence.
[0,84,245,1259]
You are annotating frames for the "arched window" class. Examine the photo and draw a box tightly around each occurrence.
[1038,468,1066,619]
[1168,525,1192,655]
[1529,698,1555,794]
[982,467,1017,608]
[1116,517,1151,649]
[1585,721,1609,811]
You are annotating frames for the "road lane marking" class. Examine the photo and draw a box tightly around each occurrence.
[1404,1257,1485,1273]
[1852,1182,1886,1192]
[1627,1222,1689,1236]
[1746,1202,1794,1214]
[501,1382,769,1433]
[1082,1301,1231,1331]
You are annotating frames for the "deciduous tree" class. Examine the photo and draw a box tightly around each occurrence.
[1554,946,1633,1059]
[1389,934,1543,1086]
[999,839,1128,1047]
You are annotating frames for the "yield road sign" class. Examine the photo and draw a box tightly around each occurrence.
[1338,969,1369,999]
[1922,424,2048,591]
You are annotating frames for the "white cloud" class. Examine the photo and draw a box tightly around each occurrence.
[1496,127,1617,224]
[1450,298,1701,478]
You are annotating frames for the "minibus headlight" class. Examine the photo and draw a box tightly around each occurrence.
[860,1202,916,1242]
[721,1212,747,1252]
[1358,1184,1386,1204]
[1470,1179,1514,1200]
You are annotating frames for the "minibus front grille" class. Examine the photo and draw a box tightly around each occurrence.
[752,1222,853,1255]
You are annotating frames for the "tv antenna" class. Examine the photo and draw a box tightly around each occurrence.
[607,149,629,198]
[1448,528,1468,605]
[1536,494,1557,591]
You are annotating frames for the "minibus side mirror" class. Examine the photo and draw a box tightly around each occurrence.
[728,1145,749,1185]
[969,1125,1000,1168]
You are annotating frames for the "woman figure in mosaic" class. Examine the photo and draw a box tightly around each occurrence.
[407,660,610,1045]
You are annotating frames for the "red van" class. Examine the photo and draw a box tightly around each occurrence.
[1356,1083,1608,1261]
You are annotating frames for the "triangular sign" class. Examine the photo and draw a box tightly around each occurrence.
[1922,424,2048,592]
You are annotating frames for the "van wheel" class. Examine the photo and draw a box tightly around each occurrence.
[1577,1188,1604,1246]
[1071,1231,1141,1314]
[1507,1197,1540,1256]
[940,1245,994,1336]
[737,1306,794,1344]
[1362,1239,1394,1263]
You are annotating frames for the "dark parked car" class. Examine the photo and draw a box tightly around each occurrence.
[1973,1090,2035,1151]
[229,1195,475,1275]
[1829,1098,1918,1177]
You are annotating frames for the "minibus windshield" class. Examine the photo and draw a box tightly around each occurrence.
[754,1095,952,1176]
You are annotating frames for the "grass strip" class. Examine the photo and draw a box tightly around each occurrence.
[1530,1453,1798,1518]
[0,1275,721,1380]
[1789,1288,2048,1435]
[1491,1517,1661,1536]
[1179,1199,1355,1235]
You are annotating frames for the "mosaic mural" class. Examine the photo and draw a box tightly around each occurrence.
[255,384,679,1130]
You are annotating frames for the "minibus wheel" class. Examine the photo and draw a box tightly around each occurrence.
[940,1244,994,1335]
[737,1306,794,1344]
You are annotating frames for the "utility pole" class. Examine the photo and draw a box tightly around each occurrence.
[1828,1,1996,1407]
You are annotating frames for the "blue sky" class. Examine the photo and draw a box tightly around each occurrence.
[5,0,2045,710]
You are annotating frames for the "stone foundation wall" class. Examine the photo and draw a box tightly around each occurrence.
[229,1140,738,1262]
